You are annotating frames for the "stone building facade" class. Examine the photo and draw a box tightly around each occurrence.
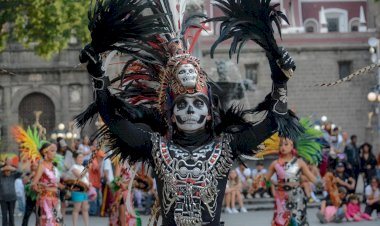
[0,0,380,152]
[0,47,92,150]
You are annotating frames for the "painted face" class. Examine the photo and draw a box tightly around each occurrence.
[173,95,209,133]
[279,138,294,155]
[176,63,198,88]
[45,144,57,161]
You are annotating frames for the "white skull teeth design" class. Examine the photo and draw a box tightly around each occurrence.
[179,116,199,123]
[177,63,198,88]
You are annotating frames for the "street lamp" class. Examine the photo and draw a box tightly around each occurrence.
[50,122,78,141]
[367,37,380,151]
[321,116,328,122]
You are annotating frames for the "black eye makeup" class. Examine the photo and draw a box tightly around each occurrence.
[176,99,187,110]
[193,99,205,109]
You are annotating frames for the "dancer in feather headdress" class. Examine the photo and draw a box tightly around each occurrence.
[12,126,64,226]
[77,0,303,225]
[264,118,323,226]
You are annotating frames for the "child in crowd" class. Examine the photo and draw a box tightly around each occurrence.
[346,194,373,221]
[250,161,270,198]
[318,172,348,224]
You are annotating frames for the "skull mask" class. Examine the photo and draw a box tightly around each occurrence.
[176,63,198,88]
[173,95,209,133]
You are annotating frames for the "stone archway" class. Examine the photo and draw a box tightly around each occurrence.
[18,93,56,134]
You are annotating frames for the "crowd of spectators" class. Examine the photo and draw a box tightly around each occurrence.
[0,136,158,225]
[223,121,380,220]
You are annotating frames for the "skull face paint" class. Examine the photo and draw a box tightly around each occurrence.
[176,63,198,88]
[173,95,209,132]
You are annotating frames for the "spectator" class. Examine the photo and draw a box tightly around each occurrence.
[302,164,321,203]
[250,161,270,198]
[78,135,91,165]
[143,179,157,215]
[377,153,380,179]
[89,149,105,216]
[224,169,247,213]
[360,143,377,186]
[67,152,90,226]
[100,152,114,217]
[15,177,25,216]
[21,162,38,226]
[56,137,70,218]
[346,194,372,221]
[335,162,356,194]
[317,186,347,224]
[364,177,380,218]
[0,164,22,226]
[344,135,360,185]
[235,163,250,198]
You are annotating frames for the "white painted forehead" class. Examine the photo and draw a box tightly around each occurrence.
[180,64,195,68]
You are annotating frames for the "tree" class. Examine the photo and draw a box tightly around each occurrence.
[0,0,90,59]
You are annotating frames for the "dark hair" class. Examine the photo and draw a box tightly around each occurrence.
[72,152,82,160]
[360,142,373,153]
[348,194,359,202]
[39,142,52,157]
[338,187,347,194]
[350,135,357,140]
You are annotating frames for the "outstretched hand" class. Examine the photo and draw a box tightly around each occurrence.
[267,47,296,83]
[276,47,296,79]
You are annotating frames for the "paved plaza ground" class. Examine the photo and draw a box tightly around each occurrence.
[8,207,379,226]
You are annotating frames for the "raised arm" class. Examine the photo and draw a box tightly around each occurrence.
[229,48,302,156]
[79,46,153,161]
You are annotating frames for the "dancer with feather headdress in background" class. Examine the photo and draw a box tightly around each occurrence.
[77,0,305,225]
[265,119,323,226]
[12,126,64,226]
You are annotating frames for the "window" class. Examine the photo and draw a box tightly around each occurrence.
[245,64,258,84]
[243,64,258,91]
[338,61,352,79]
[349,19,360,32]
[306,26,314,33]
[324,8,348,32]
[304,19,318,33]
[327,18,339,32]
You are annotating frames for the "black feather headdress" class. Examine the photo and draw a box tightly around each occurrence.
[205,0,289,62]
[87,0,168,64]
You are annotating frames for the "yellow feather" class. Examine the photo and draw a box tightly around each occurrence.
[11,126,42,167]
[253,133,280,158]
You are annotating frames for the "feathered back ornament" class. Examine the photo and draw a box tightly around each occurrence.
[242,118,322,165]
[295,118,323,165]
[12,126,46,167]
[241,132,280,160]
[205,0,288,62]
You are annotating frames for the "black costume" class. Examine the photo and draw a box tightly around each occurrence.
[77,1,303,225]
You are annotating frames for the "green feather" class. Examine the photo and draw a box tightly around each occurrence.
[295,118,323,165]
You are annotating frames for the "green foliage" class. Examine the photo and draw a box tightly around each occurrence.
[0,0,90,59]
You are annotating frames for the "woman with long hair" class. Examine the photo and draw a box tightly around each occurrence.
[360,143,377,186]
[224,169,247,213]
[31,142,62,226]
[266,137,321,226]
[66,152,90,226]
